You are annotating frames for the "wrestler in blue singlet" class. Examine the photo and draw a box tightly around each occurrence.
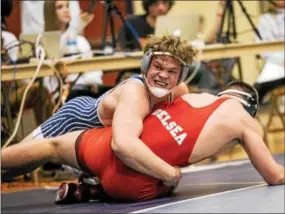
[33,75,171,139]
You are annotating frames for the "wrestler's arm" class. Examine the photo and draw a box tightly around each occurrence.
[111,82,180,183]
[172,82,189,98]
[241,115,284,185]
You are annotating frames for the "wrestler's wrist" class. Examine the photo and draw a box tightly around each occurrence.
[163,167,181,185]
[277,167,284,185]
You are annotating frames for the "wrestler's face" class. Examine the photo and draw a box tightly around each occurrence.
[55,0,71,25]
[146,55,182,90]
[148,1,171,18]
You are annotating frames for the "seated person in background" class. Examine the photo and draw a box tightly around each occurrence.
[17,35,193,185]
[117,0,175,51]
[2,81,284,203]
[254,0,285,103]
[1,0,53,144]
[1,0,19,63]
[195,0,226,45]
[116,0,175,84]
[189,0,237,94]
[1,30,19,63]
[43,0,104,103]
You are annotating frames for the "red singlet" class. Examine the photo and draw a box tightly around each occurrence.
[76,97,229,201]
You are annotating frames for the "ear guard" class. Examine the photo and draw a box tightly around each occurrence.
[141,49,192,85]
[217,89,259,117]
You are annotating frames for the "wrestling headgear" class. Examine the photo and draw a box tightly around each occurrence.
[141,49,192,97]
[217,81,259,117]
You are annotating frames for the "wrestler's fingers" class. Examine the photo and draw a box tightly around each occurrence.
[163,166,181,187]
[78,172,101,185]
[168,181,179,194]
[78,172,93,183]
[163,179,179,187]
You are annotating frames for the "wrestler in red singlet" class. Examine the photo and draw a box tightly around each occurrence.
[76,97,229,201]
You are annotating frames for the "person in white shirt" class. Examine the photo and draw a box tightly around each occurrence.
[43,0,103,102]
[1,0,53,130]
[1,0,19,62]
[254,0,285,103]
[1,31,19,63]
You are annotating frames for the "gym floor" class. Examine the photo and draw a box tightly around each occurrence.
[1,98,284,213]
[2,154,284,213]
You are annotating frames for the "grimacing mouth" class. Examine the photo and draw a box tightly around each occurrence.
[154,80,169,88]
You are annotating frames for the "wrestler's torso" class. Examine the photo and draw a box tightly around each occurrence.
[78,94,245,201]
[186,94,244,164]
[97,75,174,126]
[139,95,237,167]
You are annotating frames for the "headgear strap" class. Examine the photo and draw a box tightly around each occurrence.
[217,89,259,117]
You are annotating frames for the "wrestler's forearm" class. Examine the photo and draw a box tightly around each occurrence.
[243,129,284,185]
[112,138,179,182]
[111,86,181,183]
[272,166,284,185]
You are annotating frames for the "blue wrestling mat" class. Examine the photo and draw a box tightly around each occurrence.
[2,154,284,213]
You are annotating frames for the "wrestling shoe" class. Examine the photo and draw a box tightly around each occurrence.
[54,182,106,204]
[55,182,78,204]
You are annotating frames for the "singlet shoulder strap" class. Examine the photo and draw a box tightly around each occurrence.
[168,91,174,102]
[138,76,153,112]
[127,75,155,112]
[131,75,144,83]
[98,75,142,101]
[98,74,154,112]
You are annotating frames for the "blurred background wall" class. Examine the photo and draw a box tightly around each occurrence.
[6,1,264,84]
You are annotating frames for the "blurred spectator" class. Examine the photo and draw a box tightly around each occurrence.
[21,1,81,34]
[117,0,175,51]
[189,0,236,94]
[42,0,104,102]
[254,0,284,103]
[1,0,19,63]
[1,0,53,143]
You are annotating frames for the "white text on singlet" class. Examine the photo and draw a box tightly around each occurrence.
[152,109,187,145]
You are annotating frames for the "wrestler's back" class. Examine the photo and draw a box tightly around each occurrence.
[182,93,247,164]
[139,94,242,167]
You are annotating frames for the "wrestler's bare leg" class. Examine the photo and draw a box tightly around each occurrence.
[20,131,35,143]
[1,130,84,180]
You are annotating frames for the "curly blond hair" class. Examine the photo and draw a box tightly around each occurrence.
[143,34,197,65]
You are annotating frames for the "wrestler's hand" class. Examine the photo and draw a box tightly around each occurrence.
[163,166,181,187]
[277,166,284,185]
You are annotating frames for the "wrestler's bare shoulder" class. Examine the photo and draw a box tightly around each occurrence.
[210,98,246,122]
[115,78,146,95]
[102,78,146,102]
[190,99,246,163]
[181,93,221,108]
[98,79,149,125]
[181,93,247,129]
